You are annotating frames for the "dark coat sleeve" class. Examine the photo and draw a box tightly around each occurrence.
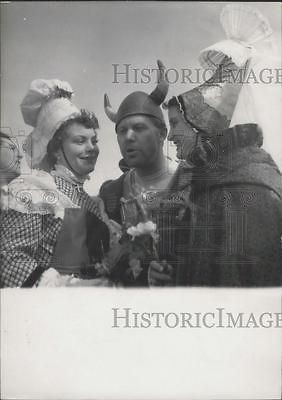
[185,184,282,287]
[86,211,110,263]
[99,174,125,224]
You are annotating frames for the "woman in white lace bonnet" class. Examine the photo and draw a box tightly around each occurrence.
[0,79,115,287]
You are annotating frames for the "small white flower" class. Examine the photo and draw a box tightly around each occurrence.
[142,221,157,234]
[37,268,70,287]
[126,221,157,239]
[127,225,139,239]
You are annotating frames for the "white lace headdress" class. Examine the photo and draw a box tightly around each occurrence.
[199,4,281,170]
[21,79,80,168]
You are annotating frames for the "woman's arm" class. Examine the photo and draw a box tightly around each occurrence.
[0,210,51,287]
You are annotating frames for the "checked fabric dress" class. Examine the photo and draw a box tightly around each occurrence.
[0,168,109,287]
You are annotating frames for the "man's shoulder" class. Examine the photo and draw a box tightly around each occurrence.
[99,173,127,198]
[99,173,128,222]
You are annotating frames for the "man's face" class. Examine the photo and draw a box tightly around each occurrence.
[168,106,198,160]
[57,122,99,177]
[116,115,164,169]
[0,136,22,181]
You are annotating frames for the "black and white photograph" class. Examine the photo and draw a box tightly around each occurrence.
[1,1,281,399]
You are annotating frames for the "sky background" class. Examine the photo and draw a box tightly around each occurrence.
[1,1,281,194]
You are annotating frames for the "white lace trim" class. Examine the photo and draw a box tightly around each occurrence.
[2,170,79,219]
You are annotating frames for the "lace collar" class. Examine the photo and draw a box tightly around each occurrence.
[51,164,90,186]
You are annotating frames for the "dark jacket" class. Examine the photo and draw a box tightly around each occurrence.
[99,175,125,224]
[181,124,282,287]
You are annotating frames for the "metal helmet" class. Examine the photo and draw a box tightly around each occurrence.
[104,60,169,130]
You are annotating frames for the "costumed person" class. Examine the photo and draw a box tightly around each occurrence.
[150,4,282,286]
[100,61,191,286]
[0,79,115,288]
[0,131,23,211]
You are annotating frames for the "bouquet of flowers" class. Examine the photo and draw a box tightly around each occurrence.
[95,195,159,286]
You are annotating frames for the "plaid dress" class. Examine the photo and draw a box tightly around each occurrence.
[0,173,107,288]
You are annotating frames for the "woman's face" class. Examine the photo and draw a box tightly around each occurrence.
[167,106,198,160]
[0,136,22,181]
[57,122,99,177]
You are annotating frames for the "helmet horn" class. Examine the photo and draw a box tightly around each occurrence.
[150,60,169,105]
[104,93,117,122]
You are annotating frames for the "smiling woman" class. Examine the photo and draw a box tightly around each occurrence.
[0,79,116,288]
[46,111,100,177]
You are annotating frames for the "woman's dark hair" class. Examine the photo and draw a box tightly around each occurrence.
[46,109,99,168]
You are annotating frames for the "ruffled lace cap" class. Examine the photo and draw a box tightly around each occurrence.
[21,79,80,168]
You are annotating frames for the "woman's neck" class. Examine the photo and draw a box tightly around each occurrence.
[52,164,88,185]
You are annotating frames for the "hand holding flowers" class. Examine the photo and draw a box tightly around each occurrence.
[94,196,160,286]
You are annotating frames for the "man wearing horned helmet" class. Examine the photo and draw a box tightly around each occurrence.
[100,61,191,286]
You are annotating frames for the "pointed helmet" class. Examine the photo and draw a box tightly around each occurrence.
[104,60,169,130]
